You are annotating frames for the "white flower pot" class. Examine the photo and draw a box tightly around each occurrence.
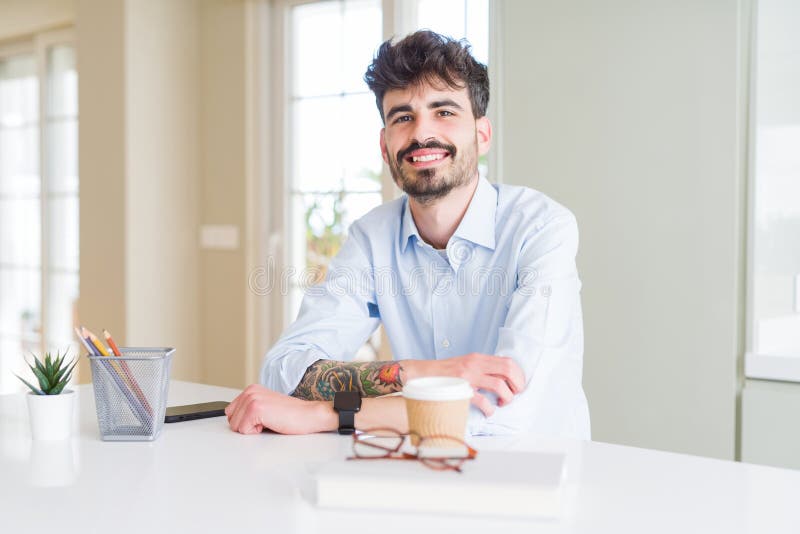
[26,389,75,441]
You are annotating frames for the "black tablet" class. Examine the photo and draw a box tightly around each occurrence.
[164,401,230,423]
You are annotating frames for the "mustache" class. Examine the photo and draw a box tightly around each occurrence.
[397,140,457,162]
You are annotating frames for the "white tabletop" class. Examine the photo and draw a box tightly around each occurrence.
[2,381,800,534]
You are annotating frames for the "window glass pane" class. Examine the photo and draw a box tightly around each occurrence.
[47,45,78,117]
[45,271,79,353]
[341,0,383,94]
[293,0,381,98]
[416,0,488,63]
[0,268,41,340]
[292,2,344,97]
[0,125,39,195]
[0,54,38,125]
[47,195,79,271]
[0,197,41,267]
[341,92,383,191]
[416,0,466,40]
[292,94,382,194]
[47,119,78,194]
[296,192,346,278]
[292,96,345,192]
[465,0,490,65]
[752,0,800,355]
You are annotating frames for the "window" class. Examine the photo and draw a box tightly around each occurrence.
[287,0,385,326]
[745,0,800,380]
[278,0,490,358]
[0,33,78,393]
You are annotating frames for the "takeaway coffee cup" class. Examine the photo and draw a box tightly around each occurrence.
[402,377,474,449]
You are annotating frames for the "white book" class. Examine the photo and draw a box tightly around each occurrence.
[313,450,565,519]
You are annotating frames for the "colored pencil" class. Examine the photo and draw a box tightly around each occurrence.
[75,327,99,355]
[104,329,153,415]
[103,329,122,357]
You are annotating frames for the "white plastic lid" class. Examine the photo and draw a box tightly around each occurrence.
[402,377,473,401]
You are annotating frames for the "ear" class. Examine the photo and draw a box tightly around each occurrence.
[476,116,492,156]
[380,128,389,164]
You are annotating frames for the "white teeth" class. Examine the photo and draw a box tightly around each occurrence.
[412,153,446,162]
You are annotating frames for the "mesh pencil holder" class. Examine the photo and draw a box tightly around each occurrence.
[88,347,175,441]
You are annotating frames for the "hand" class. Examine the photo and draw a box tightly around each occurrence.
[225,384,330,435]
[405,353,526,417]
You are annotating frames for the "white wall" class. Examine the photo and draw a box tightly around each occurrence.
[499,0,746,459]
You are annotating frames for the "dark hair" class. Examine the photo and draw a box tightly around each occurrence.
[364,30,489,122]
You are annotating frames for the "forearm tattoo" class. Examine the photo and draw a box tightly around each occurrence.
[291,360,404,400]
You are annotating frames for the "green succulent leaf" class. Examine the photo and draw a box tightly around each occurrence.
[45,352,53,377]
[50,381,68,395]
[32,353,47,375]
[52,351,64,374]
[29,363,51,392]
[52,357,76,385]
[54,359,78,391]
[14,374,44,395]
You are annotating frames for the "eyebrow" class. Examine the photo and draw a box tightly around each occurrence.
[385,99,465,122]
[429,99,464,111]
[385,104,413,122]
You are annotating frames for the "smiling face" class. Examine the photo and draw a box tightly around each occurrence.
[379,82,492,204]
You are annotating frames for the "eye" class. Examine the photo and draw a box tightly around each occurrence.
[393,115,412,124]
[438,110,455,117]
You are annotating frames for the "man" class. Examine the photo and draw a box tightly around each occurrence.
[226,30,590,439]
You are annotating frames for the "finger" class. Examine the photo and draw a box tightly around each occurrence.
[507,359,526,393]
[476,375,513,406]
[483,355,524,394]
[240,416,264,435]
[228,397,251,433]
[225,394,240,419]
[471,392,495,417]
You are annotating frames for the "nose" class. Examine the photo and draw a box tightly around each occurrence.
[409,114,437,145]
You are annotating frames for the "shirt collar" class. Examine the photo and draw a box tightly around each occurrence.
[399,176,498,252]
[453,176,497,250]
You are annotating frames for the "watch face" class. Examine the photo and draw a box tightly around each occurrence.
[334,391,361,412]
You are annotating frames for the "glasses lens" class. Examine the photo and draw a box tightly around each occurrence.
[353,429,404,458]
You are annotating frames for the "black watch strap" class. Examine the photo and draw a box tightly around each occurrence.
[333,391,361,435]
[337,410,356,435]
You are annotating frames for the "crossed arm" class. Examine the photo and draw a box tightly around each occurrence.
[225,354,525,435]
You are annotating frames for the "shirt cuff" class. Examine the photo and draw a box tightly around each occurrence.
[259,348,326,395]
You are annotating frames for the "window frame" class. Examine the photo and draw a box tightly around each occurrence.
[0,26,78,392]
[743,0,800,383]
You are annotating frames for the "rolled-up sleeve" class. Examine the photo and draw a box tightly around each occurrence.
[467,213,590,439]
[260,223,380,394]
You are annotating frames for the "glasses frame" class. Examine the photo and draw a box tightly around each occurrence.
[348,427,478,473]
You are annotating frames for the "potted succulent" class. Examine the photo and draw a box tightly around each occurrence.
[15,350,77,440]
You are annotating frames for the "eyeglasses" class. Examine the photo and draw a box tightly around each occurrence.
[348,427,478,473]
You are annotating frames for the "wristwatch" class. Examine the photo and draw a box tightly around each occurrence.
[333,391,362,435]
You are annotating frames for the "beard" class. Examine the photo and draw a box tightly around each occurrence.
[387,137,478,205]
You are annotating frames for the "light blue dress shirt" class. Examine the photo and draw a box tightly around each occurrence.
[261,177,590,439]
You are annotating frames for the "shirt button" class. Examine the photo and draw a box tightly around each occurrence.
[441,338,450,348]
